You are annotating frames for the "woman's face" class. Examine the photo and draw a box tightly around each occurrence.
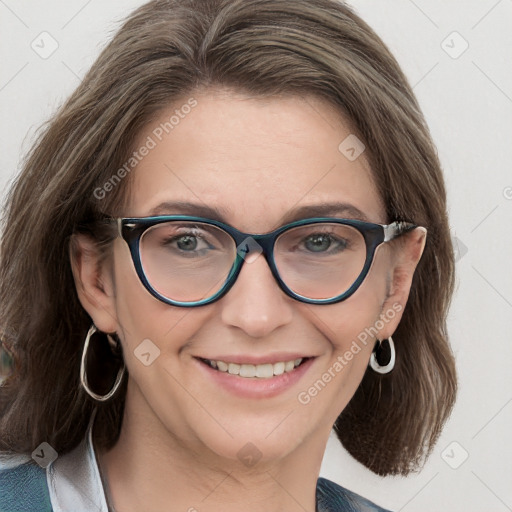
[76,88,425,466]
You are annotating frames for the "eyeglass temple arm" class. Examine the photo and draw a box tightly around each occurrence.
[117,218,124,237]
[383,221,419,242]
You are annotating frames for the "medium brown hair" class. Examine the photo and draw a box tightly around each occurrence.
[0,0,456,476]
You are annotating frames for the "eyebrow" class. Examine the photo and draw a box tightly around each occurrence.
[148,201,231,222]
[280,203,369,224]
[146,200,370,226]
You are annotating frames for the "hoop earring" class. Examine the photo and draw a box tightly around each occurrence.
[369,337,395,374]
[80,325,126,402]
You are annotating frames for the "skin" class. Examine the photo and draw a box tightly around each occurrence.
[71,88,426,512]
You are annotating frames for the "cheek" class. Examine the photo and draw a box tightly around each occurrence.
[311,245,390,352]
[296,247,391,419]
[110,240,209,366]
[109,243,220,441]
[310,289,381,390]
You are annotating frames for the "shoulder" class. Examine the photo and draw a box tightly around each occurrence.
[0,456,53,512]
[316,477,392,512]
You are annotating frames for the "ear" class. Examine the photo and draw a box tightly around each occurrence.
[69,233,119,334]
[377,227,427,340]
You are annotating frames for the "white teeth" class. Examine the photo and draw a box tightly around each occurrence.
[284,360,295,372]
[217,361,228,372]
[239,364,256,378]
[273,362,285,376]
[228,363,241,375]
[205,357,304,378]
[256,364,274,378]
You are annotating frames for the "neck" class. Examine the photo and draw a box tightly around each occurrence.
[95,382,328,512]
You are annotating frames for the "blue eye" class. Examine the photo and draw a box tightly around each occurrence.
[177,235,197,251]
[161,232,215,256]
[302,233,348,253]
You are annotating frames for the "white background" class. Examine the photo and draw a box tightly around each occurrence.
[1,1,511,511]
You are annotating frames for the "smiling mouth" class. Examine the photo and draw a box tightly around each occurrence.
[198,357,309,379]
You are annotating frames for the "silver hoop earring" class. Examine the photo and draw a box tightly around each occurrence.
[369,336,395,374]
[80,325,126,402]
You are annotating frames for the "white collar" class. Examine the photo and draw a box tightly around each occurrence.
[47,408,110,512]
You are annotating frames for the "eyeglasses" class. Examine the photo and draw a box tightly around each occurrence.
[108,215,418,307]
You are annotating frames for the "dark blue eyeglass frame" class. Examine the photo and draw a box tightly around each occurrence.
[113,215,418,307]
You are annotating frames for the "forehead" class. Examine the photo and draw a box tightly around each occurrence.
[127,89,385,231]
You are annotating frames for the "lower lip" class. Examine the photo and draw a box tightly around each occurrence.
[194,357,315,399]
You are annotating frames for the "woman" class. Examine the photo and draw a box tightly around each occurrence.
[0,0,457,510]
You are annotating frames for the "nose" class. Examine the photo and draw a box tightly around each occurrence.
[220,251,294,338]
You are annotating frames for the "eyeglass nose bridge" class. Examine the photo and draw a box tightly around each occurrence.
[224,229,292,298]
[229,226,277,265]
[234,232,274,261]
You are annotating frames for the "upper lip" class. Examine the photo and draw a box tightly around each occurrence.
[195,353,315,365]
